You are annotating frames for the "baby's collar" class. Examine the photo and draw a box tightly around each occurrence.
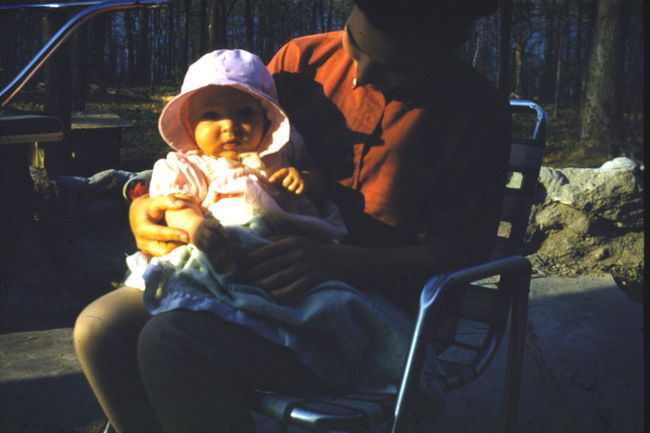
[214,152,267,177]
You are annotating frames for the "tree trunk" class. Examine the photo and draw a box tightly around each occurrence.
[326,0,334,31]
[573,0,584,105]
[540,0,557,102]
[167,3,175,80]
[498,0,513,94]
[149,9,158,94]
[244,0,254,50]
[581,0,627,156]
[310,1,318,34]
[41,9,72,173]
[72,26,89,111]
[579,0,597,113]
[513,40,524,97]
[135,9,151,86]
[41,10,71,130]
[198,0,209,54]
[318,0,326,33]
[552,0,568,119]
[124,11,136,85]
[183,0,192,66]
[207,0,229,51]
[90,16,108,87]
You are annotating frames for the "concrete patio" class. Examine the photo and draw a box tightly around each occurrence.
[0,274,644,432]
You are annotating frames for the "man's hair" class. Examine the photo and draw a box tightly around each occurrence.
[353,0,499,47]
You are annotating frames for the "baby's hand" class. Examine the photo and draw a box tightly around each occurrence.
[193,219,233,273]
[268,167,305,195]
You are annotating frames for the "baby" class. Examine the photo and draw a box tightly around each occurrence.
[126,49,346,284]
[123,51,442,414]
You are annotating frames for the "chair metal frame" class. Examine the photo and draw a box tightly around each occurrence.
[259,99,548,433]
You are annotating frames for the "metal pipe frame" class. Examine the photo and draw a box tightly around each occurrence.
[390,255,531,433]
[0,1,108,10]
[1,0,169,108]
[508,99,548,144]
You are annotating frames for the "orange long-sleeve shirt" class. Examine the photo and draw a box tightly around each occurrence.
[268,31,511,275]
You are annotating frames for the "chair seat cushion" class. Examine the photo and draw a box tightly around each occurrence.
[258,391,394,432]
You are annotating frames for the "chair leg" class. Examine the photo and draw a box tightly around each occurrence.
[390,276,447,433]
[502,275,530,433]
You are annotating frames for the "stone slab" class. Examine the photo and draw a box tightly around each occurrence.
[0,275,644,432]
[0,328,103,433]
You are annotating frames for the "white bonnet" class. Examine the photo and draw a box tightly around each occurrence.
[158,49,290,157]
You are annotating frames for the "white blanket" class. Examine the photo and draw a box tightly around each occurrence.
[138,226,446,429]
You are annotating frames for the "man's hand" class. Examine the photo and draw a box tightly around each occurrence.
[237,235,351,300]
[238,236,440,303]
[129,194,192,257]
[268,167,305,195]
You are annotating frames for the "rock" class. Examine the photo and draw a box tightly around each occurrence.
[526,158,644,278]
[596,156,644,172]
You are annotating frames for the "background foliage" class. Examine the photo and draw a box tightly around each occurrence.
[0,0,644,169]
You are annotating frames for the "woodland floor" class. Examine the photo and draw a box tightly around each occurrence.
[9,85,644,173]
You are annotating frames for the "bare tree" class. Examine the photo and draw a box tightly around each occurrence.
[72,26,89,110]
[183,0,192,66]
[135,10,151,86]
[551,0,569,118]
[498,0,513,94]
[41,9,71,131]
[244,0,254,50]
[510,1,535,98]
[580,0,627,156]
[124,11,136,85]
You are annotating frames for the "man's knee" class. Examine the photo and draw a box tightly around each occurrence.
[136,311,211,390]
[136,310,243,377]
[137,310,196,365]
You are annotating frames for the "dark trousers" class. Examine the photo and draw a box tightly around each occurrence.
[74,286,333,433]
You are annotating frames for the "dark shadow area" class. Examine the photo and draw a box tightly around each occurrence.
[0,373,104,433]
[436,280,643,433]
[272,70,366,182]
[0,221,133,333]
[1,168,136,333]
[0,276,642,433]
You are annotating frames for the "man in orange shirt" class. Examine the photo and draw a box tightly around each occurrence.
[74,2,509,432]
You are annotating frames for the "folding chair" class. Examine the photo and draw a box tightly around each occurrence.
[258,99,548,433]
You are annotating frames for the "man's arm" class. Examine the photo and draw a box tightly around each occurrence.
[238,236,439,303]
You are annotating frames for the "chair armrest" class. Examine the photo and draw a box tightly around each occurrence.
[420,255,531,310]
[390,255,531,433]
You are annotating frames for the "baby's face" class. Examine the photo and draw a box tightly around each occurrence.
[189,86,266,159]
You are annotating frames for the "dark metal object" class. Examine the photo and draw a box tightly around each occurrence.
[0,0,169,109]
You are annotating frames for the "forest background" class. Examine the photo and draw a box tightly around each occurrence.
[0,0,644,171]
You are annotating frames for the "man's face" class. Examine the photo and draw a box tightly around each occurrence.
[342,5,442,96]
